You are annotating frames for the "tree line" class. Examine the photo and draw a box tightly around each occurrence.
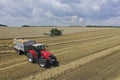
[86,25,120,28]
[0,24,120,28]
[0,24,8,27]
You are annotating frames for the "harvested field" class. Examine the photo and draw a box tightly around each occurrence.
[0,27,114,39]
[0,28,120,80]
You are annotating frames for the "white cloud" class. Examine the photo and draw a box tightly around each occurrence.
[39,0,71,12]
[85,20,96,25]
[92,0,107,10]
[84,16,120,26]
[32,8,44,17]
[0,0,120,26]
[71,15,78,24]
[91,4,100,10]
[44,11,56,18]
[79,17,84,25]
[112,0,119,2]
[80,0,107,11]
[50,0,70,11]
[79,18,83,22]
[104,16,120,26]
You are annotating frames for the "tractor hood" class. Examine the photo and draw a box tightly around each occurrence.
[40,50,52,59]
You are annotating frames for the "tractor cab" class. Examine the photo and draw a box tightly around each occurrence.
[32,44,46,51]
[31,44,47,57]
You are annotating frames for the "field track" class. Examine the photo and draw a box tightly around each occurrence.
[0,28,120,80]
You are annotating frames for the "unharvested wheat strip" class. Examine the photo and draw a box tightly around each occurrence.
[0,44,12,47]
[0,50,15,53]
[0,62,28,71]
[0,50,15,57]
[23,45,120,80]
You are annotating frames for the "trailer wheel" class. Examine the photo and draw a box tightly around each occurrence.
[17,50,21,55]
[39,59,47,67]
[17,50,20,55]
[15,49,23,55]
[27,53,34,63]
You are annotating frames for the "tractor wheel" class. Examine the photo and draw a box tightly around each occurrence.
[53,61,59,67]
[27,53,35,63]
[39,59,47,67]
[50,56,59,67]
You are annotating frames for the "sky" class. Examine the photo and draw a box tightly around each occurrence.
[0,0,120,27]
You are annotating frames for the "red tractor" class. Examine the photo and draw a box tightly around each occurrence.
[13,38,58,67]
